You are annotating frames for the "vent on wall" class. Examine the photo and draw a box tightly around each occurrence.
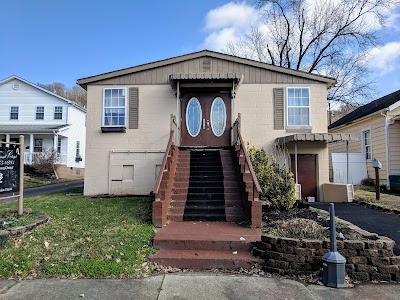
[202,59,211,72]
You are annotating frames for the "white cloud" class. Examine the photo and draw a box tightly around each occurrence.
[205,2,258,31]
[386,10,400,31]
[369,42,400,74]
[202,2,261,51]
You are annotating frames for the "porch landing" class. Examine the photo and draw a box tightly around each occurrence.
[150,222,263,270]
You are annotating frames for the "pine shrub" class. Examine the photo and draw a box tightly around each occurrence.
[248,144,295,210]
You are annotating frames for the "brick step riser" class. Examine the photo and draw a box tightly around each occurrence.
[174,176,237,181]
[174,188,224,194]
[175,172,234,177]
[173,181,239,188]
[172,187,239,194]
[170,199,243,207]
[170,206,225,214]
[172,194,241,201]
[153,240,252,251]
[187,193,240,200]
[183,215,225,222]
[149,258,259,270]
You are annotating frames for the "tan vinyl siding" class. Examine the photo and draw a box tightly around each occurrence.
[129,87,139,129]
[328,114,386,182]
[389,121,400,175]
[93,57,320,86]
[273,88,284,129]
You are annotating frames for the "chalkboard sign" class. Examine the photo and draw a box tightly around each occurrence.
[0,146,20,194]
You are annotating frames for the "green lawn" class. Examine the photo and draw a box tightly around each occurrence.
[0,188,156,279]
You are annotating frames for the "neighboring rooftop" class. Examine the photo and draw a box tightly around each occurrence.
[0,124,70,134]
[329,89,400,130]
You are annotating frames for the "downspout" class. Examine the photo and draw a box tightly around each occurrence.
[295,141,298,184]
[231,80,235,145]
[381,111,393,189]
[176,81,180,146]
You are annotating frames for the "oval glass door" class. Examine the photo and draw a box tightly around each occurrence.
[186,97,202,137]
[210,97,226,137]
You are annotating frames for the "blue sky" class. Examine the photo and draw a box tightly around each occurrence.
[1,0,400,101]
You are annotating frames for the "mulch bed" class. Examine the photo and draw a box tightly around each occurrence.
[262,207,364,240]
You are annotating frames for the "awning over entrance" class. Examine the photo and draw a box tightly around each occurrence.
[275,133,358,145]
[169,73,243,90]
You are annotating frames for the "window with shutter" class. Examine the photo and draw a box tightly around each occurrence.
[273,88,284,130]
[286,87,310,126]
[129,87,139,129]
[101,87,127,132]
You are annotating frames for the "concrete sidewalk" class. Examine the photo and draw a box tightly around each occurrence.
[0,273,399,300]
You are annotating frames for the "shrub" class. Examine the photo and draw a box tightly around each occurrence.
[361,177,375,187]
[31,149,59,177]
[248,144,295,210]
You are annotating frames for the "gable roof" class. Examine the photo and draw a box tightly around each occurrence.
[0,75,86,113]
[329,89,400,130]
[77,50,336,88]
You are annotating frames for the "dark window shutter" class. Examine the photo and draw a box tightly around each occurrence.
[129,87,139,129]
[273,88,284,130]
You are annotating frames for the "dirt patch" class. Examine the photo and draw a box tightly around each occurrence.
[262,208,364,240]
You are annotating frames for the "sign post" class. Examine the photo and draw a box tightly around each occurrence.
[18,135,24,215]
[0,135,24,215]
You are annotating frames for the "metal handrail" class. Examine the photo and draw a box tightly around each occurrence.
[236,128,262,194]
[153,130,175,198]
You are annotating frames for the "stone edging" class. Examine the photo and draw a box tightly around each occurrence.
[0,209,49,240]
[253,212,400,282]
[353,199,400,215]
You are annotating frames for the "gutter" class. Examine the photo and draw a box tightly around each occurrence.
[329,108,388,132]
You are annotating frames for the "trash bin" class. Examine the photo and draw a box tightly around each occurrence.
[322,251,346,288]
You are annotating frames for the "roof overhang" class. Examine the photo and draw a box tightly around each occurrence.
[276,133,358,145]
[77,50,336,89]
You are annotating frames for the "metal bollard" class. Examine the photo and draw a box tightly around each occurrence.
[322,203,346,288]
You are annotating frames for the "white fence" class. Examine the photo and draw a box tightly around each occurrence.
[332,153,367,185]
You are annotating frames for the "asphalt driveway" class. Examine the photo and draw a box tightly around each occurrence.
[0,180,84,204]
[311,202,400,255]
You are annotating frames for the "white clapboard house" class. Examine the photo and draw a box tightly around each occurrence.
[0,75,86,175]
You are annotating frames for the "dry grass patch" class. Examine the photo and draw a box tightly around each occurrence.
[354,185,400,211]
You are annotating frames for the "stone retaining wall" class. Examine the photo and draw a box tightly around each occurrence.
[0,209,49,241]
[253,234,400,282]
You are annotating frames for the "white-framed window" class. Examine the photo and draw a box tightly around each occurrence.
[103,88,127,127]
[286,87,310,126]
[36,106,44,120]
[10,106,19,120]
[362,128,372,160]
[54,106,63,119]
[57,138,61,153]
[34,139,43,152]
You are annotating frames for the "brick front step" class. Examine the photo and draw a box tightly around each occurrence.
[151,222,262,270]
[150,249,263,270]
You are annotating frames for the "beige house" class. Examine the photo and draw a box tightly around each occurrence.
[329,90,400,189]
[78,50,340,205]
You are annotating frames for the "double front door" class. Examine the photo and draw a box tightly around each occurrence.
[181,93,231,147]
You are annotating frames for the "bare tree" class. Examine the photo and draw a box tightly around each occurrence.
[38,82,87,107]
[225,0,398,106]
